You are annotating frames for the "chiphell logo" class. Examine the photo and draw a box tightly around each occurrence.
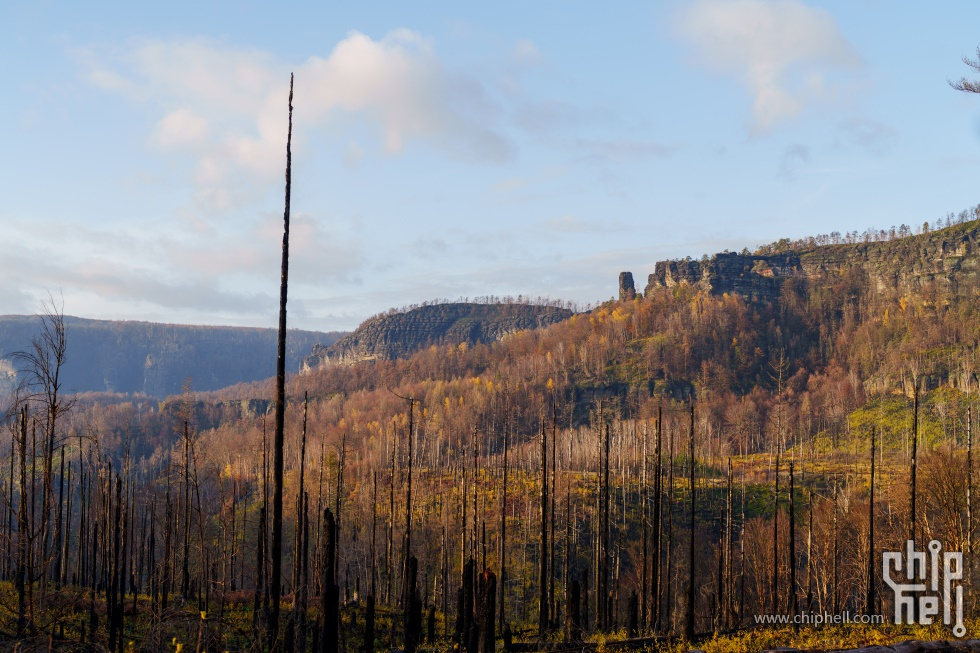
[883,540,965,637]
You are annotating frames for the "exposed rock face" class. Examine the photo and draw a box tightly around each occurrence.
[619,272,636,300]
[302,302,574,371]
[640,221,980,301]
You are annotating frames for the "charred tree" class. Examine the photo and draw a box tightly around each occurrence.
[271,72,294,652]
[539,420,549,637]
[319,508,339,653]
[866,427,877,615]
[477,569,496,653]
[685,401,696,642]
[564,578,581,643]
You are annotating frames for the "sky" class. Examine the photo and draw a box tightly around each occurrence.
[3,1,980,332]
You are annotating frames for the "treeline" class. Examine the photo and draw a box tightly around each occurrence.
[367,296,584,324]
[752,202,980,255]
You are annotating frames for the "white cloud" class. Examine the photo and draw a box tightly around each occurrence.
[79,31,514,214]
[151,108,209,148]
[677,0,861,132]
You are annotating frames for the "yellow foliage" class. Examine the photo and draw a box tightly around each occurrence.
[546,377,554,390]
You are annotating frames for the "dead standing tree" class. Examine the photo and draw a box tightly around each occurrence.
[270,72,294,651]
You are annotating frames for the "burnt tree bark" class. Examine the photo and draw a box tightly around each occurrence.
[319,508,338,653]
[477,569,496,653]
[270,72,294,652]
[685,400,696,642]
[539,420,549,637]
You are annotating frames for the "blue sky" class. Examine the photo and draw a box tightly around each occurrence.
[3,1,980,331]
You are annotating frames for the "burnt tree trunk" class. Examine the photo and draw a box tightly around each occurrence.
[404,556,422,653]
[477,569,497,653]
[363,594,376,653]
[271,72,294,652]
[866,427,877,615]
[564,579,581,643]
[539,421,549,637]
[319,508,338,653]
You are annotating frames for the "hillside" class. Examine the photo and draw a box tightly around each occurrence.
[16,217,980,649]
[623,218,980,303]
[0,315,345,397]
[301,301,573,370]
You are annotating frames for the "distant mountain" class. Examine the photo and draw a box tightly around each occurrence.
[0,316,345,397]
[302,302,574,370]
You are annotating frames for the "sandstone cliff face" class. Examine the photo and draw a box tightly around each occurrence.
[618,272,636,301]
[302,302,573,371]
[641,220,980,301]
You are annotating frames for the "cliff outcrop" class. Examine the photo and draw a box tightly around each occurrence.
[302,302,573,371]
[639,220,980,301]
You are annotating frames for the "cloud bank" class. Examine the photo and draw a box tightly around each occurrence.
[677,0,861,132]
[82,31,514,213]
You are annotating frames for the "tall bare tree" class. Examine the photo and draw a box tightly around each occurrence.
[270,72,294,651]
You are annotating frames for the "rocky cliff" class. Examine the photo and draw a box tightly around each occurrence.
[302,302,573,370]
[638,220,980,301]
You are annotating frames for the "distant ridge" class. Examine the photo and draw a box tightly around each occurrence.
[302,302,573,370]
[620,218,980,303]
[0,315,345,397]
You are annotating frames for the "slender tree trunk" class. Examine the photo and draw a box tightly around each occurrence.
[477,569,496,653]
[539,420,549,637]
[685,401,696,642]
[867,427,876,615]
[182,422,191,599]
[498,416,508,633]
[16,408,28,638]
[109,476,122,653]
[969,402,974,590]
[665,422,674,634]
[550,403,557,626]
[270,72,294,652]
[319,508,338,653]
[652,405,663,632]
[54,447,65,590]
[771,445,780,614]
[253,507,265,638]
[788,461,797,627]
[910,381,919,543]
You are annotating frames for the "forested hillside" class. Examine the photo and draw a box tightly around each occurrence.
[0,315,344,397]
[302,300,574,369]
[5,218,980,650]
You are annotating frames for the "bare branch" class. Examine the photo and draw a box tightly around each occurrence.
[951,47,980,93]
